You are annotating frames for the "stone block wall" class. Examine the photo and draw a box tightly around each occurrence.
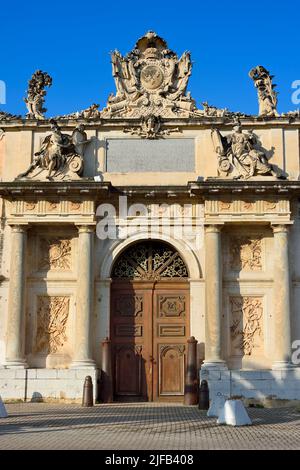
[0,368,100,402]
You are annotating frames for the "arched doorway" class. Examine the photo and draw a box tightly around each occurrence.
[111,240,190,402]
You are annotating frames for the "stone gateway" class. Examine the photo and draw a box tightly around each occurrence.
[1,31,300,403]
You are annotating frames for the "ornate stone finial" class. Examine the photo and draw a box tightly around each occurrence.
[24,70,52,120]
[17,119,83,181]
[211,122,284,179]
[249,65,279,117]
[102,32,195,118]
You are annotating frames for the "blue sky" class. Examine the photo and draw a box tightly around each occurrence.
[1,0,299,117]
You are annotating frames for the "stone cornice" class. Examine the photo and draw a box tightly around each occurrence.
[0,181,112,198]
[0,180,300,199]
[1,115,300,130]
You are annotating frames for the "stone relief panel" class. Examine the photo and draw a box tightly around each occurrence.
[229,236,262,272]
[35,296,70,354]
[38,237,72,271]
[230,296,264,357]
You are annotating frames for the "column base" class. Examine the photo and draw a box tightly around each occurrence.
[272,361,294,370]
[202,360,228,370]
[70,359,96,369]
[3,359,28,369]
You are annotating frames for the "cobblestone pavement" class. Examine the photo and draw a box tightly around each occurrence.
[0,402,300,450]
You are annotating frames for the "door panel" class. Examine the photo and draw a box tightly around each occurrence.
[111,283,189,401]
[159,345,185,395]
[152,287,189,401]
[111,285,152,400]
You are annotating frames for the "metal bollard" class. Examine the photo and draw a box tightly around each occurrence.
[198,379,209,410]
[184,336,198,405]
[82,376,93,407]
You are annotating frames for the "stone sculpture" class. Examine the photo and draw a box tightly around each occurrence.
[211,122,284,179]
[0,111,22,121]
[55,103,101,121]
[249,65,279,117]
[71,124,94,156]
[17,120,83,180]
[24,70,52,119]
[102,31,196,118]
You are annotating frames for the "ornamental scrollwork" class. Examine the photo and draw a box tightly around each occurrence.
[112,241,188,280]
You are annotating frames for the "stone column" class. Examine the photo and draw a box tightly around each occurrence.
[5,225,28,368]
[71,225,96,368]
[203,224,226,369]
[272,224,292,368]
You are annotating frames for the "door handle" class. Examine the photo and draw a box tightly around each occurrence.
[149,355,157,365]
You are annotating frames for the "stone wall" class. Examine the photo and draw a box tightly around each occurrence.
[201,368,300,401]
[0,368,100,402]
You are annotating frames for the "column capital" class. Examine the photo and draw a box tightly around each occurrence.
[9,224,29,234]
[76,224,96,234]
[271,224,290,234]
[205,224,224,234]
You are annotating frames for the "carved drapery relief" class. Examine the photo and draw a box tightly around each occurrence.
[39,237,72,271]
[230,296,264,356]
[35,296,70,354]
[230,236,262,271]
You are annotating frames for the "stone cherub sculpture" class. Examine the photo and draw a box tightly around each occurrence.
[211,122,284,179]
[249,65,279,117]
[24,70,52,120]
[18,120,84,180]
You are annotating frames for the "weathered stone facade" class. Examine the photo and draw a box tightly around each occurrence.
[1,32,300,403]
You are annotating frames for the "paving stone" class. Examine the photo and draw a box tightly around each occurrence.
[0,402,300,450]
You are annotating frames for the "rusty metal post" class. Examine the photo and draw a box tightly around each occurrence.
[101,337,113,403]
[82,376,93,407]
[184,336,198,405]
[198,379,209,410]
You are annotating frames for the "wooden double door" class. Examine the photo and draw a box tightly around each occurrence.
[111,281,190,401]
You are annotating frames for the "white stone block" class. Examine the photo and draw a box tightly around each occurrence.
[57,369,76,379]
[15,369,27,379]
[35,369,58,379]
[75,369,98,380]
[27,369,37,379]
[217,400,252,426]
[239,371,263,380]
[0,369,17,379]
[230,371,240,381]
[207,394,226,417]
[242,390,266,399]
[0,396,8,418]
[207,371,221,381]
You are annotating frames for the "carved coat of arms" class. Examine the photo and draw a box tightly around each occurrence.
[102,31,195,118]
